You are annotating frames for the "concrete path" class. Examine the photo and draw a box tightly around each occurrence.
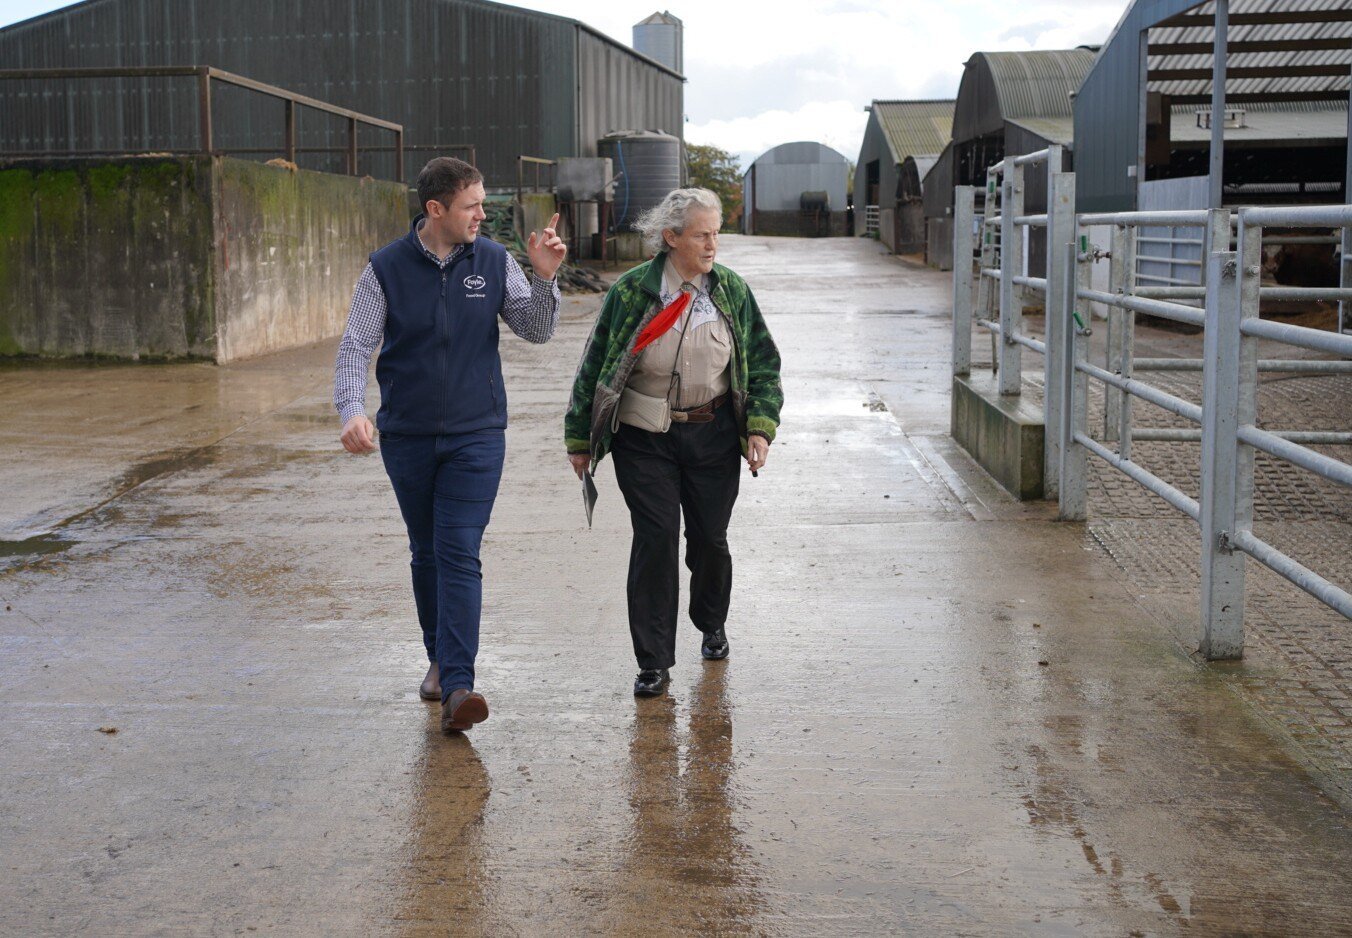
[3,235,1352,935]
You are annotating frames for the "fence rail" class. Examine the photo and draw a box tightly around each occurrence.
[952,176,1352,660]
[0,66,406,181]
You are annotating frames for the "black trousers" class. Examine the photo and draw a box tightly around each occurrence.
[611,401,742,670]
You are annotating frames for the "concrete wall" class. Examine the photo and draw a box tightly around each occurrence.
[928,217,954,270]
[0,159,216,358]
[0,156,407,362]
[951,372,1044,500]
[214,159,407,362]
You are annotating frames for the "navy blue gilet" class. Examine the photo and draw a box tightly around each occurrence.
[369,217,508,435]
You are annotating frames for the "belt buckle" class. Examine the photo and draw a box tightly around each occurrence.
[669,410,689,423]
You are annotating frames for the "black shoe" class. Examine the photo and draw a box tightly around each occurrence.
[701,628,730,661]
[633,668,670,697]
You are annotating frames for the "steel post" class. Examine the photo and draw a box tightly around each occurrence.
[347,116,358,175]
[1343,62,1352,334]
[197,67,213,155]
[952,187,976,377]
[975,170,998,342]
[1104,226,1137,451]
[284,99,296,164]
[1059,231,1090,521]
[1209,0,1229,209]
[998,163,1025,394]
[1198,210,1251,660]
[1043,171,1075,498]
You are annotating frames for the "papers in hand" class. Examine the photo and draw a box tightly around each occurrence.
[583,471,598,528]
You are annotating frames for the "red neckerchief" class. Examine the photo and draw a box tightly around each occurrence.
[632,289,693,353]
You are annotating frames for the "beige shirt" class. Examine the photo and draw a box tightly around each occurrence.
[625,259,733,411]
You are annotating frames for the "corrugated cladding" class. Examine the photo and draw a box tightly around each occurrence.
[855,111,901,214]
[854,99,954,216]
[922,140,955,220]
[1074,0,1352,212]
[1004,120,1073,276]
[743,141,849,212]
[873,100,954,162]
[952,49,1094,141]
[576,28,682,160]
[0,0,682,188]
[1147,0,1352,100]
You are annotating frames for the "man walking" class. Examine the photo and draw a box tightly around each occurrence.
[334,157,565,733]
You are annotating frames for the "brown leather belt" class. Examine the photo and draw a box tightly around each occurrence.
[669,392,728,424]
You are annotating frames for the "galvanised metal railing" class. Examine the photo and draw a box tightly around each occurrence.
[952,179,1352,660]
[864,204,880,236]
[957,145,1073,496]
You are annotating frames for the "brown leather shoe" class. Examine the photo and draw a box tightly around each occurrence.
[441,688,489,733]
[419,663,440,702]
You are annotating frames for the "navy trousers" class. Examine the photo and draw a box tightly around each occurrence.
[380,429,505,700]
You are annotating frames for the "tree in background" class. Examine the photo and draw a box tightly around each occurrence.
[686,143,743,231]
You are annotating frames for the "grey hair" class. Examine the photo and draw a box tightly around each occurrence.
[633,187,723,254]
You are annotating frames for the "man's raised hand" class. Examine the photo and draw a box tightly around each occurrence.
[527,212,567,281]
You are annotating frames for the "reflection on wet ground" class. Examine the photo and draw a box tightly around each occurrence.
[616,669,759,930]
[2,237,1351,934]
[398,718,491,930]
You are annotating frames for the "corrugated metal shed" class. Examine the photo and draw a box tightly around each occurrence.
[1074,0,1352,212]
[853,99,955,235]
[1146,0,1352,102]
[922,141,956,221]
[743,141,850,211]
[952,49,1095,142]
[0,0,684,189]
[930,48,1086,274]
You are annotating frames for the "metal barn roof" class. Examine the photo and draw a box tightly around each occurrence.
[1145,0,1352,104]
[952,48,1097,142]
[869,99,955,163]
[1075,0,1352,211]
[1004,116,1076,146]
[749,141,850,167]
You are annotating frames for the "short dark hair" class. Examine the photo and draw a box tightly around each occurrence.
[417,157,483,211]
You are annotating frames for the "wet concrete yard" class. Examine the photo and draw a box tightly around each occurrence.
[3,236,1352,934]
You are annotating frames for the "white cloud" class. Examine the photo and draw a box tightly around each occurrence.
[555,0,1129,162]
[686,100,867,173]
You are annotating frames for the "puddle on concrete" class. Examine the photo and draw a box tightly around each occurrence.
[0,533,72,560]
[114,449,219,493]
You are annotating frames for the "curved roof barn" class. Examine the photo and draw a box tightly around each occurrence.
[952,48,1097,146]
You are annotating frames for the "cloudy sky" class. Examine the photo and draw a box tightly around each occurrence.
[2,0,1130,169]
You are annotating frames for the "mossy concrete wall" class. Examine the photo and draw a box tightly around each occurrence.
[213,159,407,362]
[0,156,407,362]
[951,372,1045,501]
[0,159,215,358]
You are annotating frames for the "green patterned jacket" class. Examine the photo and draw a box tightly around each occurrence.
[564,251,783,465]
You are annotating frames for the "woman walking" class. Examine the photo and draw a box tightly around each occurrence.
[564,188,782,697]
